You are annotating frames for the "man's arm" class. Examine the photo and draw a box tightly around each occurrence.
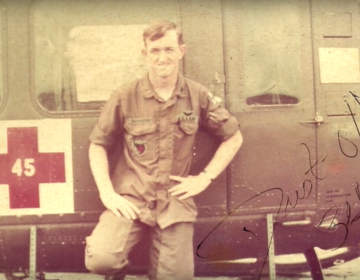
[169,130,243,200]
[89,143,140,219]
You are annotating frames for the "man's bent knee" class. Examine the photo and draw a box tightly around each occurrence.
[85,245,128,275]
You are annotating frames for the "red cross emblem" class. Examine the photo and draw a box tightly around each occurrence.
[0,127,66,209]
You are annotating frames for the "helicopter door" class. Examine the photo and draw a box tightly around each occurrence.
[223,0,317,215]
[310,0,360,235]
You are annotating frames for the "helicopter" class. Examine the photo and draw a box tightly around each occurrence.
[0,0,360,280]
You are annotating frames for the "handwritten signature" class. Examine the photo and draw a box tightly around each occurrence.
[197,143,318,279]
[317,91,360,250]
[197,91,360,277]
[318,183,360,250]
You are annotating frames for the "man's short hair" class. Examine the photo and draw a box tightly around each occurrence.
[143,20,184,46]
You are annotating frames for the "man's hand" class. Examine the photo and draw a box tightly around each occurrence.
[100,191,140,220]
[168,174,212,200]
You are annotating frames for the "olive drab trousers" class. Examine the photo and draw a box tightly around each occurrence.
[85,210,194,280]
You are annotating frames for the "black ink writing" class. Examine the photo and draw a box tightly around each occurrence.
[196,188,284,280]
[301,143,327,180]
[243,227,262,243]
[318,183,360,250]
[284,179,313,213]
[345,99,360,139]
[338,130,358,158]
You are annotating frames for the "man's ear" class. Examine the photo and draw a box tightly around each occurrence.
[179,44,186,59]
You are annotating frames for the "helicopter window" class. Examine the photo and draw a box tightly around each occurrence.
[32,0,180,112]
[235,0,304,108]
[246,93,299,106]
[64,25,147,106]
[0,3,3,108]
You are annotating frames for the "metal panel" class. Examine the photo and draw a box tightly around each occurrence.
[223,0,317,215]
[311,0,360,233]
[326,91,355,116]
[322,13,352,38]
[180,0,228,216]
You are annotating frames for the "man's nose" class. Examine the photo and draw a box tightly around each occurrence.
[158,50,167,61]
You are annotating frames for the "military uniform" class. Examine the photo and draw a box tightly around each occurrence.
[85,74,239,279]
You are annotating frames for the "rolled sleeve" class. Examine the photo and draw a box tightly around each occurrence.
[89,91,123,150]
[200,88,240,141]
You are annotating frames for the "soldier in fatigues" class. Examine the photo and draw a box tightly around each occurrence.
[85,21,243,280]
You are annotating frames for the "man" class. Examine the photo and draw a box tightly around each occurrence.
[85,20,243,280]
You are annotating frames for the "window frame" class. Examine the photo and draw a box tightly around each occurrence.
[29,0,181,118]
[0,1,7,115]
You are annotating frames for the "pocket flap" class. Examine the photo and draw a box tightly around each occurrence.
[179,122,198,135]
[124,122,157,136]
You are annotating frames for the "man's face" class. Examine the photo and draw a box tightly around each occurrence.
[143,30,186,79]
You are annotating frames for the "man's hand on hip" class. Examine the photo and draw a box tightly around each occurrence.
[168,174,212,200]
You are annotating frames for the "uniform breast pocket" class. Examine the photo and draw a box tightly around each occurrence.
[124,122,157,161]
[173,122,199,161]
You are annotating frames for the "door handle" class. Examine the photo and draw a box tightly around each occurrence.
[301,113,327,126]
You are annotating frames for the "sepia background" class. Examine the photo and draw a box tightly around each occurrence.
[0,0,360,279]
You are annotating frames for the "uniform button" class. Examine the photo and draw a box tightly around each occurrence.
[147,201,157,210]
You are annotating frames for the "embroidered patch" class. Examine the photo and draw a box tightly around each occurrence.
[176,111,199,123]
[207,91,222,105]
[132,139,147,156]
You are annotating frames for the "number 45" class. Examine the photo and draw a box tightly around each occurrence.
[11,158,36,177]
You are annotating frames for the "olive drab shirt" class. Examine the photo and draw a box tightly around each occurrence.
[89,75,239,229]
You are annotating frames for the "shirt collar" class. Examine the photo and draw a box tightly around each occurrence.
[141,74,188,99]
